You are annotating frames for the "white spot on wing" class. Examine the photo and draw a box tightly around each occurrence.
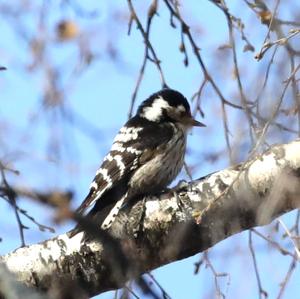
[96,168,112,186]
[119,126,143,134]
[114,127,143,143]
[113,155,126,176]
[126,146,142,154]
[90,181,98,190]
[104,153,114,161]
[141,96,171,121]
[111,142,142,155]
[111,142,126,152]
[101,193,127,229]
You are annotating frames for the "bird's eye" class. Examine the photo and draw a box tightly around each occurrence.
[175,104,187,115]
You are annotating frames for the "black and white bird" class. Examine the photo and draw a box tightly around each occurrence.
[71,89,205,237]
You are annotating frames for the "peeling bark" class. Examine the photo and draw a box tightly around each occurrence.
[1,140,300,297]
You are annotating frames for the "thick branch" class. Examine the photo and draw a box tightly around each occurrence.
[1,140,300,297]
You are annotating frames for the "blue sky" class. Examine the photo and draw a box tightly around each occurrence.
[0,1,300,298]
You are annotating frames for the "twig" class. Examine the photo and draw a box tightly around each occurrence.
[127,0,167,91]
[256,29,300,61]
[276,258,297,299]
[277,219,300,260]
[127,0,159,118]
[248,230,268,299]
[0,162,26,247]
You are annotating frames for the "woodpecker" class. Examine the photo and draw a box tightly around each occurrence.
[70,89,205,237]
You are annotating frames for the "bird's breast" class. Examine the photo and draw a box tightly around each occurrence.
[129,124,187,195]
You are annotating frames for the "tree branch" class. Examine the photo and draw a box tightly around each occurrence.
[1,140,300,297]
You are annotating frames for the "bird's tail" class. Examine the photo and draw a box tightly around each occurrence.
[68,191,128,239]
[67,202,115,239]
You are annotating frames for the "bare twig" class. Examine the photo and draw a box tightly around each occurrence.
[248,230,268,299]
[256,29,300,61]
[277,219,300,260]
[0,162,26,247]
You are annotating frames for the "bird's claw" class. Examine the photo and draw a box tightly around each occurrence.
[173,179,190,192]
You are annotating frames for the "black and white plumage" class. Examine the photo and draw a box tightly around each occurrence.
[71,89,205,237]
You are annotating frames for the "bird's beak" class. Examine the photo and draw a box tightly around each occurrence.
[183,115,206,127]
[189,118,206,127]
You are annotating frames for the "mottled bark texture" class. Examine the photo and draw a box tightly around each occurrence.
[1,140,300,297]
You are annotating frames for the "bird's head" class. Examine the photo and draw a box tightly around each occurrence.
[137,89,205,128]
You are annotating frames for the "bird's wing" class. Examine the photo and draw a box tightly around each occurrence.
[76,118,174,214]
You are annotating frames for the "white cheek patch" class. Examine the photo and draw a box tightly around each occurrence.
[141,96,171,121]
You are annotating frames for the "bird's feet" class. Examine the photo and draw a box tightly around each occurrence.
[173,179,190,192]
[171,180,190,210]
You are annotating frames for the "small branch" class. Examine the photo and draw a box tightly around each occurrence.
[127,0,166,88]
[248,231,268,299]
[163,0,243,110]
[127,0,159,118]
[0,162,26,247]
[277,219,300,259]
[276,258,297,299]
[255,29,300,61]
